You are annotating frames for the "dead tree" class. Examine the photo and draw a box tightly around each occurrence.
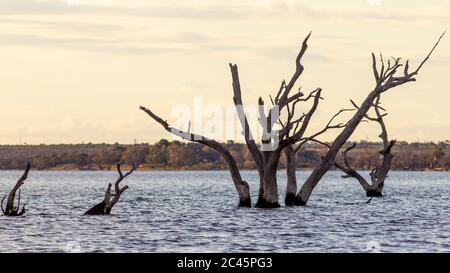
[141,32,443,208]
[84,163,136,215]
[284,109,353,205]
[223,34,324,207]
[334,95,395,197]
[141,33,347,208]
[291,32,445,206]
[1,163,30,216]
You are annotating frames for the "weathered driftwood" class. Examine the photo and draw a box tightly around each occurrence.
[335,95,395,197]
[1,163,30,216]
[292,32,445,206]
[84,163,136,215]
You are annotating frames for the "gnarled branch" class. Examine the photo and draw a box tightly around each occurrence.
[140,106,251,207]
[296,33,444,205]
[105,163,136,213]
[84,163,136,215]
[334,143,371,191]
[334,95,396,196]
[2,163,30,216]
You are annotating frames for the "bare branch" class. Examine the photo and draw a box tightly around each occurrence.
[282,32,311,102]
[372,53,380,84]
[117,162,123,177]
[280,88,322,148]
[333,143,371,191]
[258,97,271,143]
[229,64,263,169]
[85,163,135,215]
[140,106,219,144]
[369,32,445,93]
[274,80,286,104]
[373,95,390,148]
[104,183,112,204]
[292,107,353,153]
[294,138,331,154]
[16,189,21,211]
[140,105,251,206]
[414,31,446,74]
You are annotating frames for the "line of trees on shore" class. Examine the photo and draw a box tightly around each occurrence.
[0,139,447,171]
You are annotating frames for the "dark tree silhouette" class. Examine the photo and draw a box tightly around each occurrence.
[141,33,345,207]
[1,163,30,216]
[84,163,136,215]
[291,32,445,206]
[334,95,395,197]
[141,32,444,208]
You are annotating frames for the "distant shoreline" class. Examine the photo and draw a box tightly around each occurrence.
[1,140,448,172]
[0,167,447,172]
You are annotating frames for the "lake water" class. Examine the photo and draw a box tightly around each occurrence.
[0,170,449,252]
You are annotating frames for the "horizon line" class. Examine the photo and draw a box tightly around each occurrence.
[0,139,449,146]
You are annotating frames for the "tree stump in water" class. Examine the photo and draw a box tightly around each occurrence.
[366,189,383,197]
[1,163,31,216]
[84,163,136,215]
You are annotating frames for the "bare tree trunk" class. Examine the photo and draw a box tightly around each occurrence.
[230,33,316,208]
[255,151,281,208]
[1,163,30,216]
[366,140,395,197]
[84,163,136,215]
[295,33,444,205]
[284,145,297,206]
[84,200,107,215]
[296,90,382,205]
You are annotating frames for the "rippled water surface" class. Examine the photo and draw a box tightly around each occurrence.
[0,170,449,252]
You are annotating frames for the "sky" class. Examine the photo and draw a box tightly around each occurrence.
[0,0,449,144]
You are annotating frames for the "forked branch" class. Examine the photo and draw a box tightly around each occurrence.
[372,32,445,92]
[84,163,136,215]
[334,143,371,191]
[296,32,444,205]
[334,95,396,196]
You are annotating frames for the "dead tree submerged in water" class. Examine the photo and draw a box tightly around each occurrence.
[334,95,395,197]
[1,163,30,216]
[290,32,445,206]
[142,32,443,208]
[283,109,353,205]
[84,163,136,215]
[141,33,346,208]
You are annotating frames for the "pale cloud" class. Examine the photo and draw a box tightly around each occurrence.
[259,47,334,62]
[0,0,447,25]
[0,33,175,55]
[0,0,448,144]
[0,117,163,144]
[366,0,382,6]
[0,0,283,19]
